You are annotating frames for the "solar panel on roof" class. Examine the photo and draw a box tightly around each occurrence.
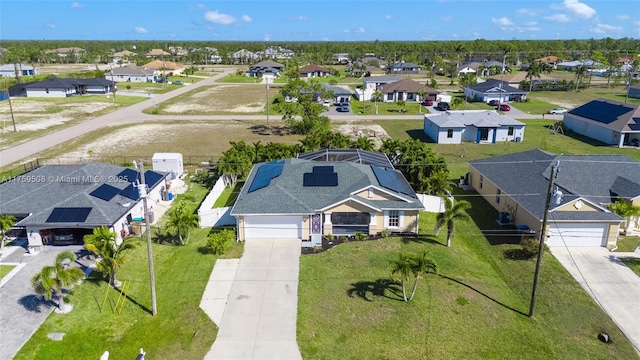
[119,184,140,200]
[570,101,631,124]
[248,160,285,193]
[117,168,140,182]
[144,171,164,187]
[371,165,415,196]
[90,184,121,201]
[313,166,334,173]
[46,207,92,223]
[303,172,338,186]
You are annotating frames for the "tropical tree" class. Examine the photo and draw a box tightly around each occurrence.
[408,250,439,301]
[396,99,406,113]
[352,137,375,151]
[0,214,16,251]
[435,197,471,247]
[372,89,382,115]
[609,197,640,234]
[451,97,465,110]
[31,251,84,313]
[417,89,426,114]
[389,252,412,302]
[526,61,541,92]
[83,226,136,287]
[165,201,200,245]
[574,65,587,91]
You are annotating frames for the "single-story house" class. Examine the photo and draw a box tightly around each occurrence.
[145,48,171,57]
[44,47,85,58]
[232,49,260,63]
[142,60,184,75]
[105,64,158,83]
[556,59,603,71]
[320,83,352,103]
[562,99,640,148]
[424,110,525,144]
[351,65,386,77]
[534,55,562,68]
[377,79,439,102]
[0,63,39,78]
[464,79,528,103]
[300,64,330,78]
[458,62,481,75]
[246,60,285,78]
[8,78,114,98]
[0,163,167,246]
[489,72,557,89]
[467,150,640,248]
[112,50,137,64]
[388,61,421,74]
[230,155,424,247]
[628,84,640,99]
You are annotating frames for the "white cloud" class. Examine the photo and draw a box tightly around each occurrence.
[452,33,459,38]
[355,27,365,33]
[616,14,629,20]
[264,34,271,41]
[385,15,392,20]
[46,23,56,29]
[322,37,329,41]
[441,16,453,22]
[634,20,640,26]
[590,23,623,34]
[204,11,236,25]
[343,29,351,33]
[544,14,571,23]
[294,15,307,20]
[134,26,149,34]
[241,15,252,22]
[516,8,541,16]
[551,0,595,19]
[70,2,84,8]
[169,33,176,37]
[492,17,514,26]
[189,3,207,11]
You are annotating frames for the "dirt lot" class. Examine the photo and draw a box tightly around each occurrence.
[153,84,273,115]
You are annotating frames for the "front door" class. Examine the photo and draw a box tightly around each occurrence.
[477,128,489,142]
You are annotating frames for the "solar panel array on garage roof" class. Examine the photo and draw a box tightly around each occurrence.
[303,172,338,187]
[570,101,631,124]
[46,207,92,223]
[89,184,121,201]
[371,165,415,196]
[248,160,285,193]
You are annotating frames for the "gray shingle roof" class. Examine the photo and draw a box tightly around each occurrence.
[425,111,525,128]
[319,83,352,96]
[566,98,640,132]
[109,64,156,76]
[466,79,527,95]
[469,150,639,221]
[0,164,166,227]
[231,159,423,216]
[363,76,402,84]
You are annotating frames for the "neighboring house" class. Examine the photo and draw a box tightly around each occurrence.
[467,150,640,248]
[489,72,557,89]
[562,99,640,148]
[168,46,188,57]
[377,78,439,102]
[300,64,330,78]
[257,46,294,59]
[246,60,285,78]
[0,163,167,245]
[627,84,640,99]
[464,79,528,103]
[535,55,562,68]
[357,75,402,101]
[142,60,184,75]
[320,83,352,103]
[355,57,388,69]
[333,53,350,64]
[424,110,525,144]
[145,48,171,57]
[230,155,424,247]
[44,47,85,58]
[351,65,385,77]
[0,63,39,78]
[105,64,158,83]
[388,61,421,74]
[112,50,137,64]
[9,78,114,97]
[484,60,507,70]
[556,59,604,71]
[232,49,259,63]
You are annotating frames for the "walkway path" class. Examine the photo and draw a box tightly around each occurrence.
[204,239,303,360]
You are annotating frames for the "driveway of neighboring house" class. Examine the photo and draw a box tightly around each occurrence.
[204,238,303,360]
[0,244,89,360]
[549,247,640,355]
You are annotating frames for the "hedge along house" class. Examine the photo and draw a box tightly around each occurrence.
[230,154,424,247]
[0,163,167,247]
[467,150,640,248]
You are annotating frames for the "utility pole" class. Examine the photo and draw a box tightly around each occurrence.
[110,64,116,102]
[498,53,507,113]
[135,160,158,316]
[266,76,270,123]
[529,161,559,318]
[4,77,17,132]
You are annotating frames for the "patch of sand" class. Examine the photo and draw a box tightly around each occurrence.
[0,100,115,131]
[335,124,390,148]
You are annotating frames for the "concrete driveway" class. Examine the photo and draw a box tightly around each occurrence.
[205,238,303,360]
[549,247,640,354]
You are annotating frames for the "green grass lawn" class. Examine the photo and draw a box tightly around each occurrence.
[350,100,427,116]
[168,75,203,84]
[0,264,16,281]
[615,236,640,252]
[14,181,243,360]
[218,74,263,83]
[297,202,638,359]
[619,258,640,277]
[509,98,559,115]
[212,181,244,208]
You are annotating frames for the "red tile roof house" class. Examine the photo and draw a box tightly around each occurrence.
[299,64,330,78]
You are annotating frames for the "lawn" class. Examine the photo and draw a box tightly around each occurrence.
[0,264,16,281]
[615,236,640,252]
[117,81,184,94]
[527,87,640,109]
[297,199,638,359]
[212,181,244,208]
[350,99,428,116]
[168,75,204,84]
[619,258,640,277]
[14,181,244,360]
[218,74,263,83]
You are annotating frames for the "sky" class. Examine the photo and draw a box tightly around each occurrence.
[1,0,639,41]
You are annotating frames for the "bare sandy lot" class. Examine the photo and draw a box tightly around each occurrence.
[0,100,115,132]
[155,85,270,115]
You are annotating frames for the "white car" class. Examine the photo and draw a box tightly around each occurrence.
[547,108,567,114]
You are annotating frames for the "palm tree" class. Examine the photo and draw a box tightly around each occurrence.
[451,97,465,110]
[574,65,587,92]
[526,61,541,92]
[31,251,84,313]
[609,197,640,235]
[396,99,406,113]
[372,89,382,115]
[0,214,16,251]
[389,252,412,302]
[165,201,200,245]
[84,226,136,287]
[435,197,471,247]
[417,89,426,114]
[408,250,438,301]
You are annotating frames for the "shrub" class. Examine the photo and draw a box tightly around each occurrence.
[380,229,390,239]
[520,237,540,259]
[354,231,368,241]
[126,85,131,90]
[206,229,236,255]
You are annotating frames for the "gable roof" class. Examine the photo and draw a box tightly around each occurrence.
[469,150,639,221]
[378,79,439,94]
[142,60,183,70]
[535,55,561,63]
[319,83,352,96]
[363,75,402,84]
[109,64,156,76]
[113,50,137,57]
[0,164,166,227]
[425,111,525,128]
[466,79,527,95]
[20,77,113,89]
[300,64,330,73]
[231,158,423,215]
[389,62,421,69]
[252,60,284,68]
[566,98,640,132]
[145,49,170,56]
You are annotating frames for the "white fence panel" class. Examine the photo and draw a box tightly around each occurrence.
[199,206,234,228]
[417,194,452,213]
[198,177,232,227]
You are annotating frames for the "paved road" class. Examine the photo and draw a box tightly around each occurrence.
[549,247,640,355]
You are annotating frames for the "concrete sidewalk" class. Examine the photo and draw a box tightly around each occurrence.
[549,247,640,355]
[204,239,303,360]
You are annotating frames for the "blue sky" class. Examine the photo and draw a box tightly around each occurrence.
[1,0,639,41]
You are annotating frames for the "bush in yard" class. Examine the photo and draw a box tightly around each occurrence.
[354,231,368,241]
[207,229,235,255]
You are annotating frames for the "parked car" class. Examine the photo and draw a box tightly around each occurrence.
[547,108,567,114]
[488,100,500,106]
[336,106,350,112]
[437,102,450,111]
[173,81,184,85]
[496,104,511,111]
[421,99,434,106]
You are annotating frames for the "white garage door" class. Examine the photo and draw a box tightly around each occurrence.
[244,216,302,239]
[546,223,607,247]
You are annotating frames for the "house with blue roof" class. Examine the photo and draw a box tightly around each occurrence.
[424,110,525,144]
[230,154,424,247]
[468,150,640,247]
[562,99,640,148]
